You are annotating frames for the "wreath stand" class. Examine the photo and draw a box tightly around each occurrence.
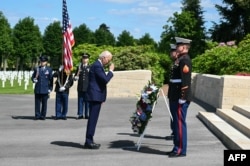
[135,88,173,151]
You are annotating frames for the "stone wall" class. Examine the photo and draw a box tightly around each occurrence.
[192,73,223,108]
[50,70,152,99]
[192,73,250,109]
[107,70,152,98]
[50,71,250,109]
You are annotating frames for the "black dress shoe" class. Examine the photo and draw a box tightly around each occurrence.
[168,152,186,158]
[165,135,174,140]
[85,116,89,119]
[76,115,84,120]
[165,151,174,155]
[62,117,67,120]
[39,117,46,120]
[84,143,101,149]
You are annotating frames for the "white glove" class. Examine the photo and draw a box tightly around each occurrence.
[59,86,66,92]
[59,65,64,72]
[33,78,38,83]
[178,99,186,104]
[48,90,51,93]
[74,76,79,81]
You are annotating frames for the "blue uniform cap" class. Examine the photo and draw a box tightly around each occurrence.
[82,53,90,59]
[39,56,48,62]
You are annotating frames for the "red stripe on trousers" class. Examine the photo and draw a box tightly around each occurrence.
[177,103,183,154]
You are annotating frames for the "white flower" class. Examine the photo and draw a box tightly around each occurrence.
[150,84,158,92]
[145,99,151,104]
[141,92,148,99]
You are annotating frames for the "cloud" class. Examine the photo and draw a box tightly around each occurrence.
[201,0,216,8]
[108,0,180,17]
[201,0,222,8]
[103,0,141,4]
[35,17,59,22]
[201,0,222,23]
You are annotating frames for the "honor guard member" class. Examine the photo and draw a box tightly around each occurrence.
[53,65,74,120]
[167,37,192,157]
[31,56,53,120]
[166,43,178,140]
[74,53,91,119]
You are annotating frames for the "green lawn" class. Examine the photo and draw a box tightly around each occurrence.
[0,79,34,94]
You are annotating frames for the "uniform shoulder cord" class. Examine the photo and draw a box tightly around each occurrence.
[57,72,69,88]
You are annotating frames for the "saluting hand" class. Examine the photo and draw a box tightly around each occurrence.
[109,63,115,72]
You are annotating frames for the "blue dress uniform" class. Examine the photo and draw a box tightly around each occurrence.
[74,54,91,119]
[168,44,177,138]
[167,37,192,157]
[31,56,53,120]
[53,68,74,120]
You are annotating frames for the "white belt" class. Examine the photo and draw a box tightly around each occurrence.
[170,79,182,83]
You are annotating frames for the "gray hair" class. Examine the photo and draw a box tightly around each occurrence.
[99,50,112,59]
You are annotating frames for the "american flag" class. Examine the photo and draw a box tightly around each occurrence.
[62,0,75,74]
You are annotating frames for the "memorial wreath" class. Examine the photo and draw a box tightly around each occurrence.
[129,81,159,134]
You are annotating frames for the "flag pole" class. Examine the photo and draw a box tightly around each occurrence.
[62,0,75,81]
[61,0,65,85]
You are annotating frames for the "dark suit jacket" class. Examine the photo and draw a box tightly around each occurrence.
[87,60,113,102]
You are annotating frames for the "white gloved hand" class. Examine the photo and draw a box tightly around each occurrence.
[74,76,79,81]
[48,90,51,93]
[59,65,64,72]
[33,78,38,83]
[59,86,66,92]
[178,99,186,104]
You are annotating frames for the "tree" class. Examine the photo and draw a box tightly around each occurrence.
[159,11,198,57]
[13,17,43,70]
[210,0,250,43]
[94,23,116,46]
[236,0,250,8]
[158,21,176,54]
[181,0,206,56]
[0,11,13,71]
[116,30,135,46]
[138,33,157,47]
[158,0,207,57]
[73,23,95,46]
[43,21,62,69]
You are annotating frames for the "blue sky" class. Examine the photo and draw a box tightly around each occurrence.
[1,0,222,42]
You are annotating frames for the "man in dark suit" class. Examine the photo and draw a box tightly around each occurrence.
[84,50,115,149]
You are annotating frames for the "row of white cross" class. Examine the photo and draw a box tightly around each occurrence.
[0,71,34,90]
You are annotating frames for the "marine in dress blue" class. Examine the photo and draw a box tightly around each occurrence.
[167,37,192,157]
